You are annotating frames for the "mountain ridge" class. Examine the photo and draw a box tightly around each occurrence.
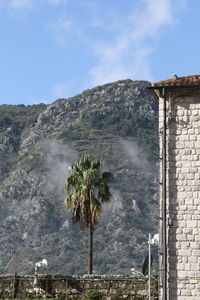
[0,79,159,275]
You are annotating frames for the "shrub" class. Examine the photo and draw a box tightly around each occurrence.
[82,290,102,300]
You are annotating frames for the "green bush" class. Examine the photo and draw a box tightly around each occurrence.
[82,290,102,300]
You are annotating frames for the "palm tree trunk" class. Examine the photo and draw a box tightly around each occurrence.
[88,186,93,274]
[88,223,93,274]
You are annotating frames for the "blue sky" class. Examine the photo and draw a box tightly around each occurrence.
[0,0,199,105]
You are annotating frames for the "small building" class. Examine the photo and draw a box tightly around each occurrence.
[150,75,200,300]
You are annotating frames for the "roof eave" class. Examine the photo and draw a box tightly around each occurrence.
[147,84,200,101]
[148,84,200,89]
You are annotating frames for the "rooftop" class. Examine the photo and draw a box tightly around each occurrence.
[152,75,200,87]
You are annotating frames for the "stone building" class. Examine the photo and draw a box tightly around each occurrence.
[150,75,200,300]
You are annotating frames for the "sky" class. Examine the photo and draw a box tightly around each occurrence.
[0,0,199,105]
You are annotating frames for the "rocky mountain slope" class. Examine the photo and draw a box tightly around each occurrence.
[0,79,159,275]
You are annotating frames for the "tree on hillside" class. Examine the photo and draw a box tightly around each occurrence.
[65,154,112,274]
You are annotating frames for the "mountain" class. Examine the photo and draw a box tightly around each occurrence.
[0,79,159,275]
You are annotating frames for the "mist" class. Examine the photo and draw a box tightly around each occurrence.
[40,139,78,196]
[101,189,124,221]
[120,139,150,170]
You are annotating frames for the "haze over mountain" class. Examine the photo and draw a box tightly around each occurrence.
[0,79,159,275]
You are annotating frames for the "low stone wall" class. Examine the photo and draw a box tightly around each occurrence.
[0,274,158,299]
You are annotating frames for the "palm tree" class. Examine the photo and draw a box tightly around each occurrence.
[65,154,112,274]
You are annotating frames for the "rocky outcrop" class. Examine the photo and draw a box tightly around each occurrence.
[0,80,159,276]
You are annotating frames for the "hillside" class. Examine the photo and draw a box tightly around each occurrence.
[0,79,159,275]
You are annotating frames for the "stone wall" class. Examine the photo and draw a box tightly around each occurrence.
[158,88,200,299]
[0,274,158,299]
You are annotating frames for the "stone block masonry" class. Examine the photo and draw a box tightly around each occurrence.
[0,274,158,299]
[158,88,200,299]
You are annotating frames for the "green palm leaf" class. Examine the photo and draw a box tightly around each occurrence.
[64,154,112,274]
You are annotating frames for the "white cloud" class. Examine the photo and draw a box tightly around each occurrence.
[0,0,68,10]
[89,0,175,85]
[0,0,67,12]
[46,15,74,46]
[0,0,35,15]
[48,0,68,5]
[9,0,34,10]
[45,0,186,90]
[55,16,72,30]
[52,15,72,32]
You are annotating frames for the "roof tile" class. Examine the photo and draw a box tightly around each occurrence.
[153,75,200,87]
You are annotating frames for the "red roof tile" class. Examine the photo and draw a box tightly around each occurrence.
[153,75,200,87]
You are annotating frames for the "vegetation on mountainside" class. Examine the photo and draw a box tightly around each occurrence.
[0,80,159,275]
[0,104,46,129]
[58,111,158,162]
[65,155,112,274]
[0,104,46,182]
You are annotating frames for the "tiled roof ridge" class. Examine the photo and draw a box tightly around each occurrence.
[153,75,200,86]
